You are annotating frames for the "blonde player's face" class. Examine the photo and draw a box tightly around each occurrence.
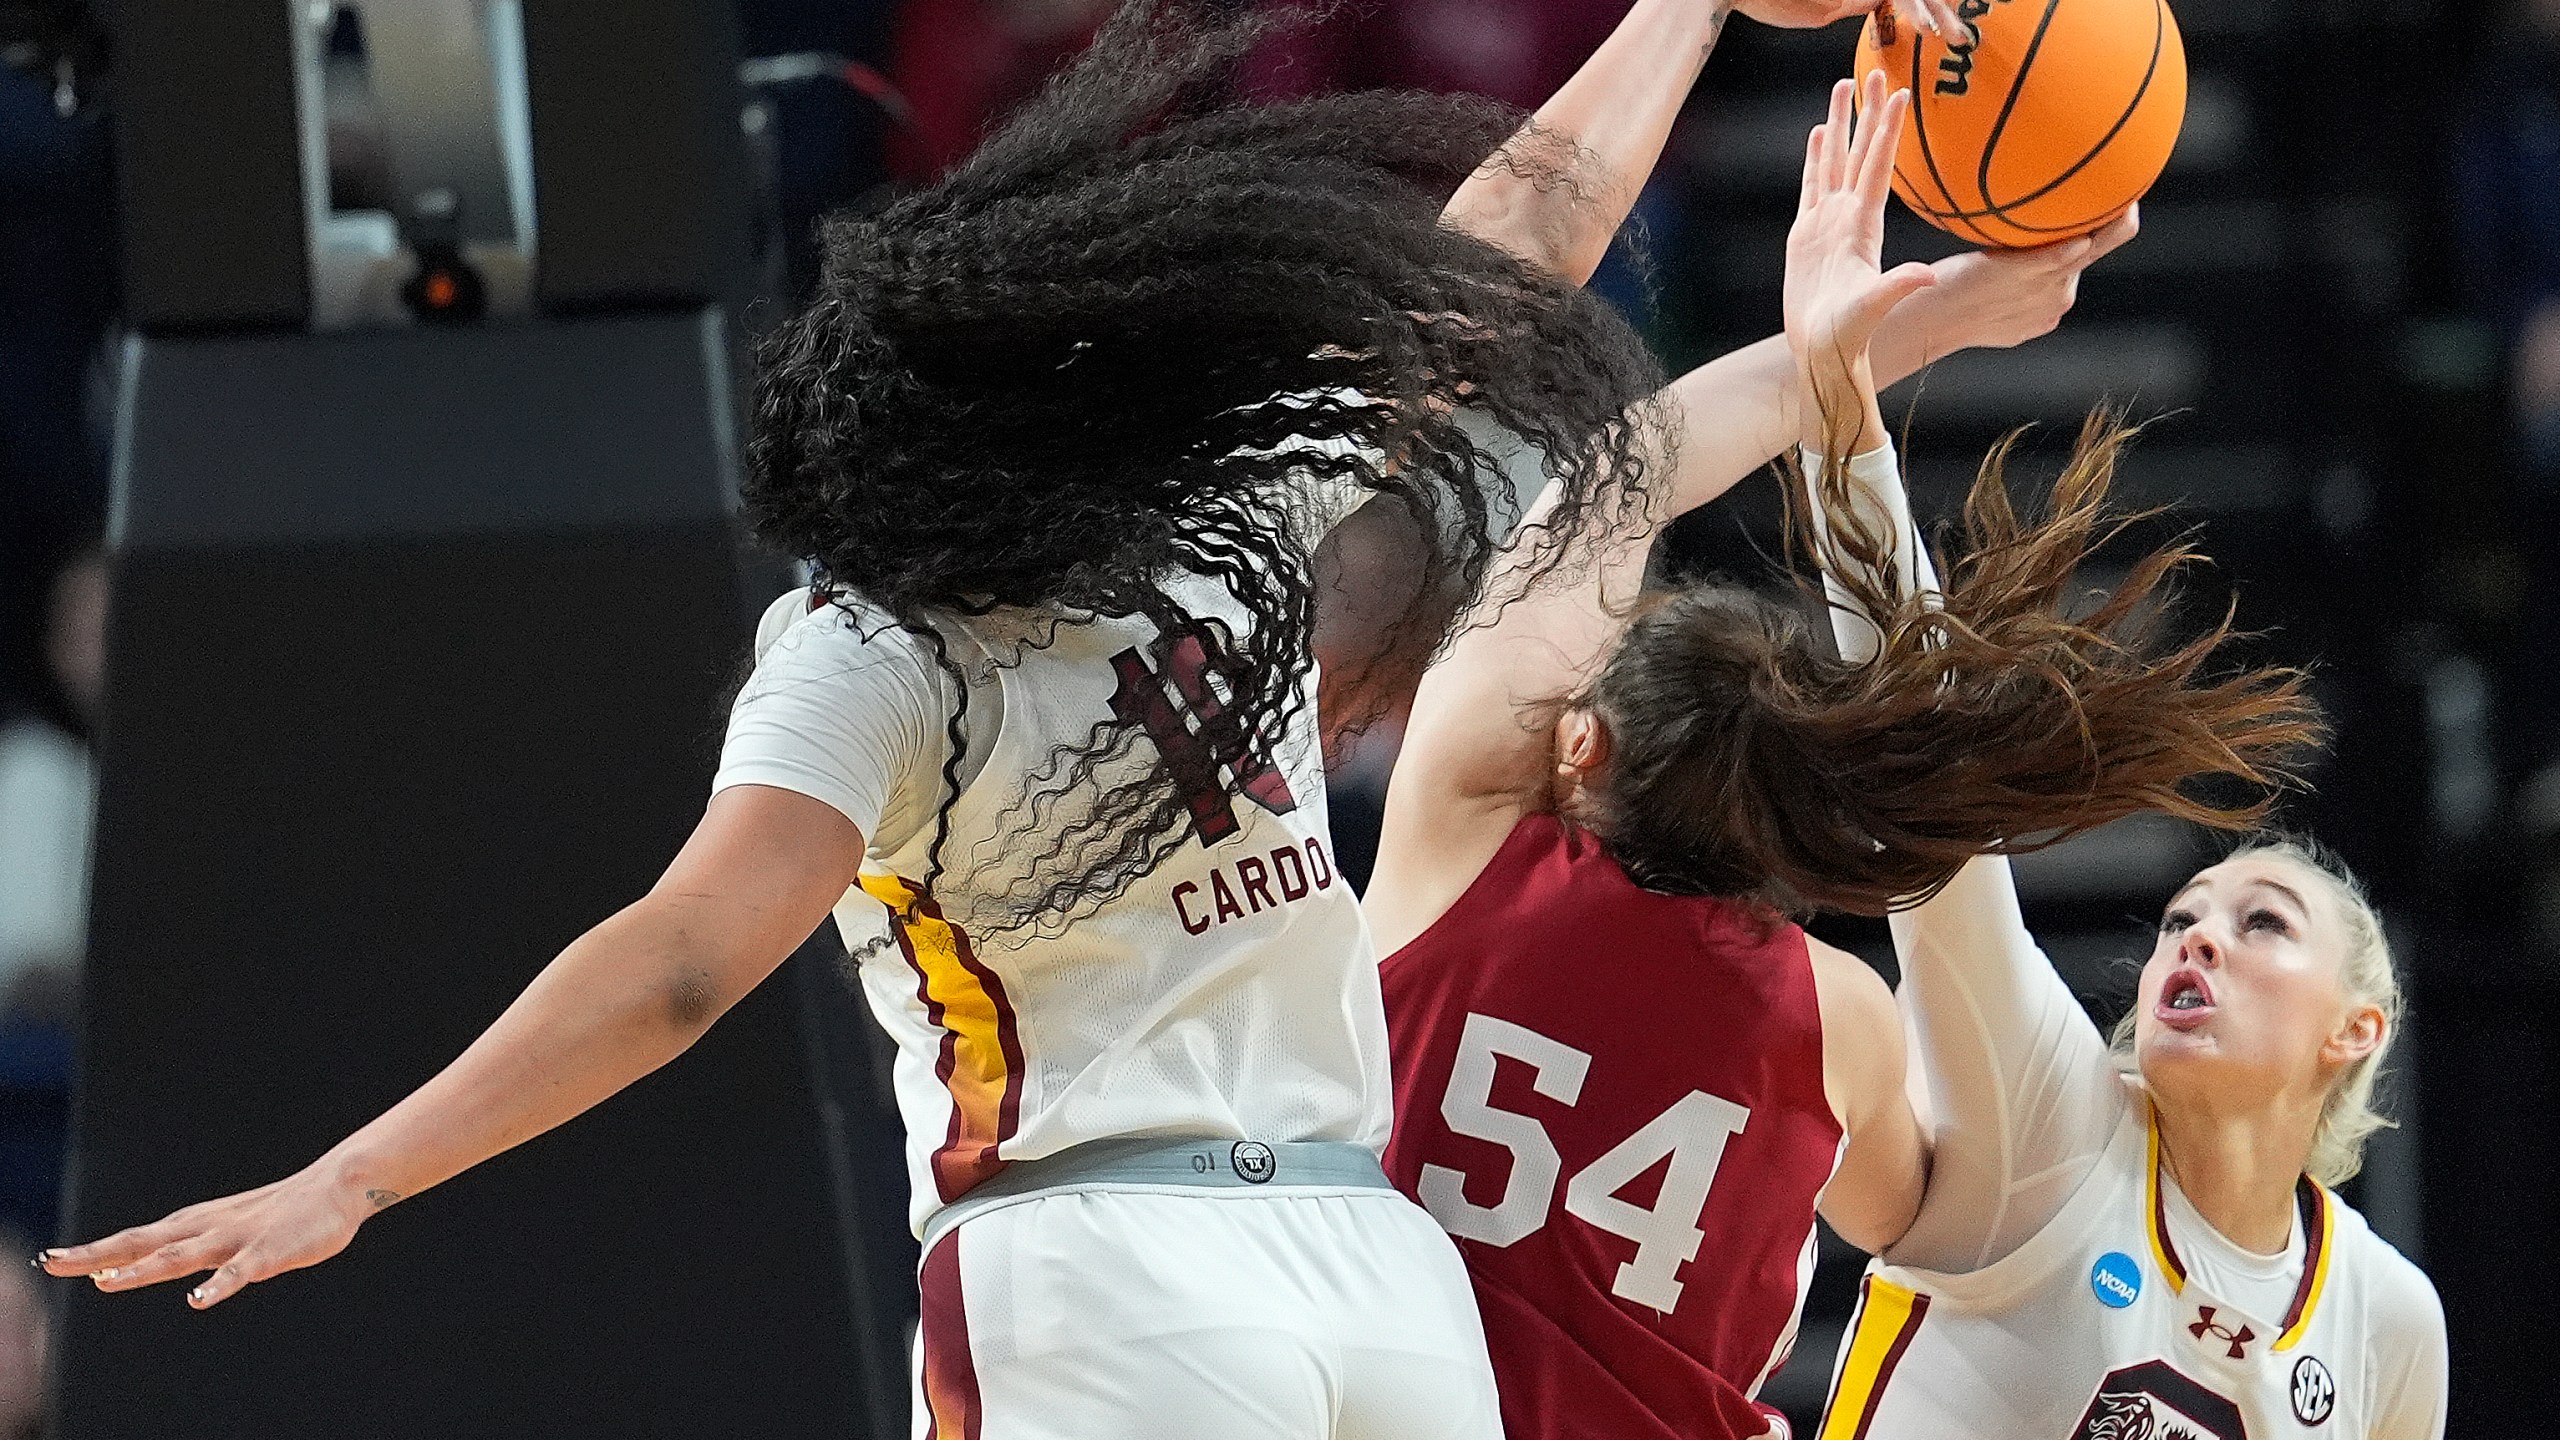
[2132,856,2370,1109]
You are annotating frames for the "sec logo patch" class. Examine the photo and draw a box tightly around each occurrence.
[2090,1251,2141,1309]
[2291,1355,2336,1426]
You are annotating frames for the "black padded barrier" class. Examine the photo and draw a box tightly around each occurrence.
[58,316,891,1438]
[106,0,311,333]
[523,0,754,315]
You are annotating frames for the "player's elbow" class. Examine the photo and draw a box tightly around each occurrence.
[600,890,789,1041]
[1440,193,1590,285]
[662,963,724,1033]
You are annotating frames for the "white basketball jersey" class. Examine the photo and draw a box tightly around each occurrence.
[721,578,1388,1236]
[1818,1087,2446,1439]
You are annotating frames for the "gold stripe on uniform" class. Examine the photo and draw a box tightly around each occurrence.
[2149,1099,2338,1346]
[1819,1275,1929,1440]
[861,872,1019,1200]
[2274,1181,2335,1352]
[2144,1105,2188,1293]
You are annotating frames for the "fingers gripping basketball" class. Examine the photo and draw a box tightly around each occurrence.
[1856,0,2186,246]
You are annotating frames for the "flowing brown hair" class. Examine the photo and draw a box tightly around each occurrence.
[1572,411,2327,916]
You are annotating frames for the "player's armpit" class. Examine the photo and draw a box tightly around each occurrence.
[1808,938,1930,1254]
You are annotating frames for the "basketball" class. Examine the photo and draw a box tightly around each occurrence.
[1855,0,2187,247]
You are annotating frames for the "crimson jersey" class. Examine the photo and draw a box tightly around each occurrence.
[1380,815,1842,1440]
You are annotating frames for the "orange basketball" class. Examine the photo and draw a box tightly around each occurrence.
[1855,0,2186,247]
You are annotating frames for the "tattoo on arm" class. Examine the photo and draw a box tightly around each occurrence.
[365,1188,404,1211]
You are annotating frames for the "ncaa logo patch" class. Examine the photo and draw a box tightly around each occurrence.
[2291,1355,2336,1427]
[2090,1251,2141,1309]
[1231,1140,1277,1184]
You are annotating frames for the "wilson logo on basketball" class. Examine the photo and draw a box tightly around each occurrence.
[1932,0,2005,97]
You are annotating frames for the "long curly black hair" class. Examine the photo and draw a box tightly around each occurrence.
[746,0,1670,931]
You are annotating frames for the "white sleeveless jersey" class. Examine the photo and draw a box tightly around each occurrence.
[716,574,1388,1235]
[1817,1089,2447,1440]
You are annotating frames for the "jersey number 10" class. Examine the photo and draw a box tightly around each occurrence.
[1419,1012,1751,1316]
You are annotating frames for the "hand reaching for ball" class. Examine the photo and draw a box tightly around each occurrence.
[1786,73,1938,384]
[1880,207,2141,370]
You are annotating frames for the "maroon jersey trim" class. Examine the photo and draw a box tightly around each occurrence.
[917,1233,984,1440]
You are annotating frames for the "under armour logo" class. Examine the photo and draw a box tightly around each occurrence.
[2188,1305,2255,1360]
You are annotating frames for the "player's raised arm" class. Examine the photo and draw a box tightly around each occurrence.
[1777,97,2140,1276]
[1776,84,2133,1275]
[1654,199,2135,526]
[1367,76,2129,953]
[1767,71,1954,1254]
[1439,0,1964,286]
[36,782,864,1309]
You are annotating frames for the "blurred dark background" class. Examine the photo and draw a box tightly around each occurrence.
[0,0,2541,1434]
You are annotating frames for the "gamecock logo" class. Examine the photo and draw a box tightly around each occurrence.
[2068,1361,2244,1440]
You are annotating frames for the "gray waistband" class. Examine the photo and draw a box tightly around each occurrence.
[921,1137,1393,1250]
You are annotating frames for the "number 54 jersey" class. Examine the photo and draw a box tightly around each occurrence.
[1379,815,1844,1440]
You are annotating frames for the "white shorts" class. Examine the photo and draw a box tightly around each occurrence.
[912,1187,1502,1440]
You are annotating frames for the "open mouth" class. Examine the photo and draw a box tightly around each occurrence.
[2155,969,2215,1028]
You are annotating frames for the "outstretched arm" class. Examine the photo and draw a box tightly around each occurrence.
[38,789,864,1308]
[1366,80,1919,956]
[1367,76,2127,954]
[1659,206,2135,526]
[1877,857,2127,1274]
[1772,71,1953,1253]
[1798,384,2133,1278]
[1439,0,1961,285]
[1788,200,2139,1281]
[1798,421,2132,1270]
